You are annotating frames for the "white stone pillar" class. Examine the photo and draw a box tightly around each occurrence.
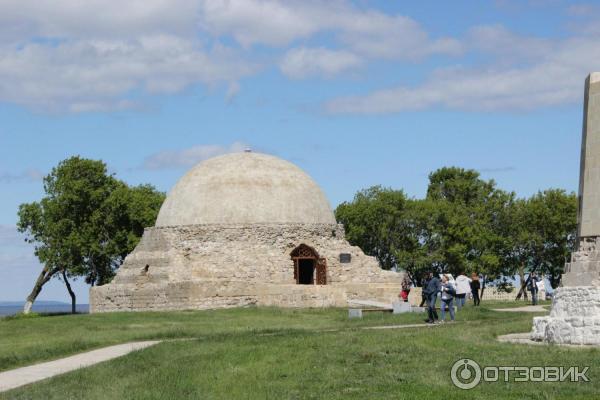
[531,73,600,345]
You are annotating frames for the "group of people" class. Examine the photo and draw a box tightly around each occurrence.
[400,272,482,324]
[398,271,546,324]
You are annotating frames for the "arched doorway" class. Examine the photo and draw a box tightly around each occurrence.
[290,244,327,285]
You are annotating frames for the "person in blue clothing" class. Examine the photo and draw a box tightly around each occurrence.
[422,271,441,324]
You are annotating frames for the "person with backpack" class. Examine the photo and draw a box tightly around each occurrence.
[440,274,456,322]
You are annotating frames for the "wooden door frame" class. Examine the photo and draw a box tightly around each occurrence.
[291,244,327,285]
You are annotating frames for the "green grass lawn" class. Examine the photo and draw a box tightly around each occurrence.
[2,300,598,399]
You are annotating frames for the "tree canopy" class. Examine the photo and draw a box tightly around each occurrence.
[335,167,577,289]
[17,156,165,313]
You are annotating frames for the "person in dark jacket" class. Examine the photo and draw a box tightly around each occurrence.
[470,273,481,306]
[423,271,441,323]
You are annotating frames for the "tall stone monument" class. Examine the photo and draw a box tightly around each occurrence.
[531,72,600,345]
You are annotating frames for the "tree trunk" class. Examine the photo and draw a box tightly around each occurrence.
[515,278,530,300]
[516,264,528,301]
[62,269,76,314]
[23,266,59,314]
[480,275,486,301]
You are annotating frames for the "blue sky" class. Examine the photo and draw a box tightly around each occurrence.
[1,0,599,303]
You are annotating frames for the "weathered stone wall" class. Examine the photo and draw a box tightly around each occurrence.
[90,223,403,312]
[532,287,600,345]
[531,236,600,344]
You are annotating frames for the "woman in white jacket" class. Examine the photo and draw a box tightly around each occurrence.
[454,272,471,310]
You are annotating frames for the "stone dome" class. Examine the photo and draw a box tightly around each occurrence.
[155,152,336,226]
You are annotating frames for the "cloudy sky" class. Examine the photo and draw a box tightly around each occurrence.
[1,0,599,303]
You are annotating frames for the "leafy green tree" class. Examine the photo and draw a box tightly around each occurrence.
[337,168,576,295]
[17,157,165,313]
[335,186,409,271]
[520,189,577,289]
[392,198,442,286]
[426,167,513,282]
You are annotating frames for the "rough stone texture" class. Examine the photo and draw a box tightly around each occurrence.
[531,236,600,344]
[155,153,336,227]
[531,73,600,345]
[90,223,402,312]
[532,287,600,345]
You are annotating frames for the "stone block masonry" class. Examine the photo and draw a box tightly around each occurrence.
[90,223,403,312]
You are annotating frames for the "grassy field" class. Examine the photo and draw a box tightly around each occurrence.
[1,300,598,399]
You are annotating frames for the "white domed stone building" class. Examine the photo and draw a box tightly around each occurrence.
[90,152,402,312]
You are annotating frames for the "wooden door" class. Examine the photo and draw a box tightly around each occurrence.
[316,258,327,285]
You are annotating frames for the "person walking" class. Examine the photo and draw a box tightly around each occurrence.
[470,273,481,306]
[400,275,412,303]
[423,271,441,324]
[454,272,471,310]
[440,274,456,322]
[528,271,540,305]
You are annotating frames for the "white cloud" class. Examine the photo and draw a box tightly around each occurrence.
[0,0,466,110]
[225,81,241,103]
[199,0,320,47]
[325,28,600,114]
[467,24,554,61]
[7,1,595,113]
[280,47,362,79]
[0,35,256,112]
[199,0,462,59]
[142,141,249,169]
[0,0,255,112]
[0,0,200,44]
[0,169,44,183]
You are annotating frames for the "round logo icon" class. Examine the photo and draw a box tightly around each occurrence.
[451,358,482,390]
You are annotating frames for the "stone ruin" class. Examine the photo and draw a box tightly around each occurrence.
[90,152,402,312]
